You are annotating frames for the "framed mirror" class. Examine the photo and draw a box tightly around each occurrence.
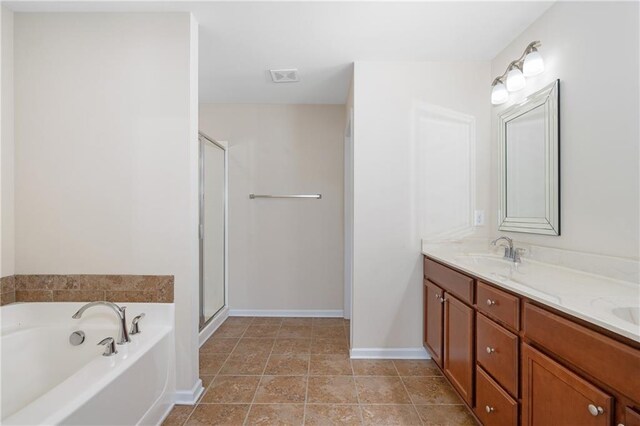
[498,80,560,235]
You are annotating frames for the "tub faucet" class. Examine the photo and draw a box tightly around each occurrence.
[72,301,131,345]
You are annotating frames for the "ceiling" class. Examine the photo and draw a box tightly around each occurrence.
[6,1,555,104]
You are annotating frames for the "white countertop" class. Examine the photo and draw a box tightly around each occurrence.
[421,239,640,343]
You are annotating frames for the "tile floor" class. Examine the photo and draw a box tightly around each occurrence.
[163,316,477,425]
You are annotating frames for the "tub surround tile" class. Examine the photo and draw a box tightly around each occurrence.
[0,289,16,306]
[15,289,53,302]
[4,274,174,304]
[53,289,106,302]
[1,275,15,293]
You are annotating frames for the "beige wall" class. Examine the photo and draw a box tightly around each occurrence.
[352,61,491,352]
[199,104,345,313]
[13,13,200,396]
[1,6,15,278]
[490,2,639,259]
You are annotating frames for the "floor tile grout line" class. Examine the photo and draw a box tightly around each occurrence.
[393,359,425,426]
[241,318,281,425]
[301,354,310,425]
[350,348,366,425]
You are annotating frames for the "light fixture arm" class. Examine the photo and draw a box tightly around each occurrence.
[491,41,541,86]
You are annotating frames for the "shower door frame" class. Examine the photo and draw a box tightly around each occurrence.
[198,132,228,331]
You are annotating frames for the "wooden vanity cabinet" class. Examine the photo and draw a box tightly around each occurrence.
[423,279,444,367]
[423,255,640,426]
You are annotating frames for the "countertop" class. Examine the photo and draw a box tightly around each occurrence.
[421,240,640,343]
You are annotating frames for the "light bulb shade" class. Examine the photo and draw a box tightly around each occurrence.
[523,50,544,77]
[491,82,509,105]
[506,67,526,92]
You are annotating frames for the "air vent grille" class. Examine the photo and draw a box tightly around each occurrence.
[270,69,300,83]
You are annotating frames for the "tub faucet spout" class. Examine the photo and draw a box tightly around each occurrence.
[72,301,131,345]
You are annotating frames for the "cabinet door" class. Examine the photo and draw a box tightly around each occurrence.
[444,293,474,405]
[424,280,444,367]
[624,407,640,426]
[522,344,613,426]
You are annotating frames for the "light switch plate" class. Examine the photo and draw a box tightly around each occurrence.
[474,210,485,226]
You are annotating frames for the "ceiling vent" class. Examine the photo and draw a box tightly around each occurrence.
[270,69,300,83]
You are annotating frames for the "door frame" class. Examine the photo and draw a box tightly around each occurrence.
[198,132,229,337]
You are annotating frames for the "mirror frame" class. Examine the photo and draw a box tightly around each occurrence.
[498,79,560,235]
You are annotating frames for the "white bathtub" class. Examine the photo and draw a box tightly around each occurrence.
[1,302,175,425]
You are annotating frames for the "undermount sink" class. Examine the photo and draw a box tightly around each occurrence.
[612,307,640,326]
[453,254,514,270]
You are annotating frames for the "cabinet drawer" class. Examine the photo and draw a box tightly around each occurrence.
[475,366,518,426]
[476,313,518,397]
[477,281,519,331]
[523,302,640,403]
[424,258,474,305]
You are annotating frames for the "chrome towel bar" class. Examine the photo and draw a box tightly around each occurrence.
[249,194,322,199]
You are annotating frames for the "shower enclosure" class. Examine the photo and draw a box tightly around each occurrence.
[199,132,227,329]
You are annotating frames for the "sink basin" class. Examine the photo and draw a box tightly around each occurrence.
[612,307,640,326]
[453,254,514,270]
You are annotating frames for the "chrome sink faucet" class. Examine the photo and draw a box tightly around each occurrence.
[491,236,525,263]
[72,301,131,345]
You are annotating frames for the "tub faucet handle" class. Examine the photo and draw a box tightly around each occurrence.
[130,313,146,335]
[98,337,118,356]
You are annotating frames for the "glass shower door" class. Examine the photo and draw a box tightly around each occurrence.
[200,134,226,328]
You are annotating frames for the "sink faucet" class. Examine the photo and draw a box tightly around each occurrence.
[491,236,524,263]
[72,301,131,345]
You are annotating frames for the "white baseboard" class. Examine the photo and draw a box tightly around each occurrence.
[350,347,430,359]
[174,379,204,405]
[229,309,344,318]
[199,306,229,347]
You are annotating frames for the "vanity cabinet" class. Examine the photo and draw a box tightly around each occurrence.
[422,255,640,426]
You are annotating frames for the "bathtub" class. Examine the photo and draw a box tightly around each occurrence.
[1,302,175,425]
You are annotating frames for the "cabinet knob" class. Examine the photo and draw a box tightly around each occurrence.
[486,346,495,354]
[485,406,494,414]
[486,299,496,306]
[587,404,604,416]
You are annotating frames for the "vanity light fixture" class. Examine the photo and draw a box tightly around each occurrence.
[491,41,544,105]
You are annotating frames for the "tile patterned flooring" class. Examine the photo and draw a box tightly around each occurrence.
[163,316,477,425]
